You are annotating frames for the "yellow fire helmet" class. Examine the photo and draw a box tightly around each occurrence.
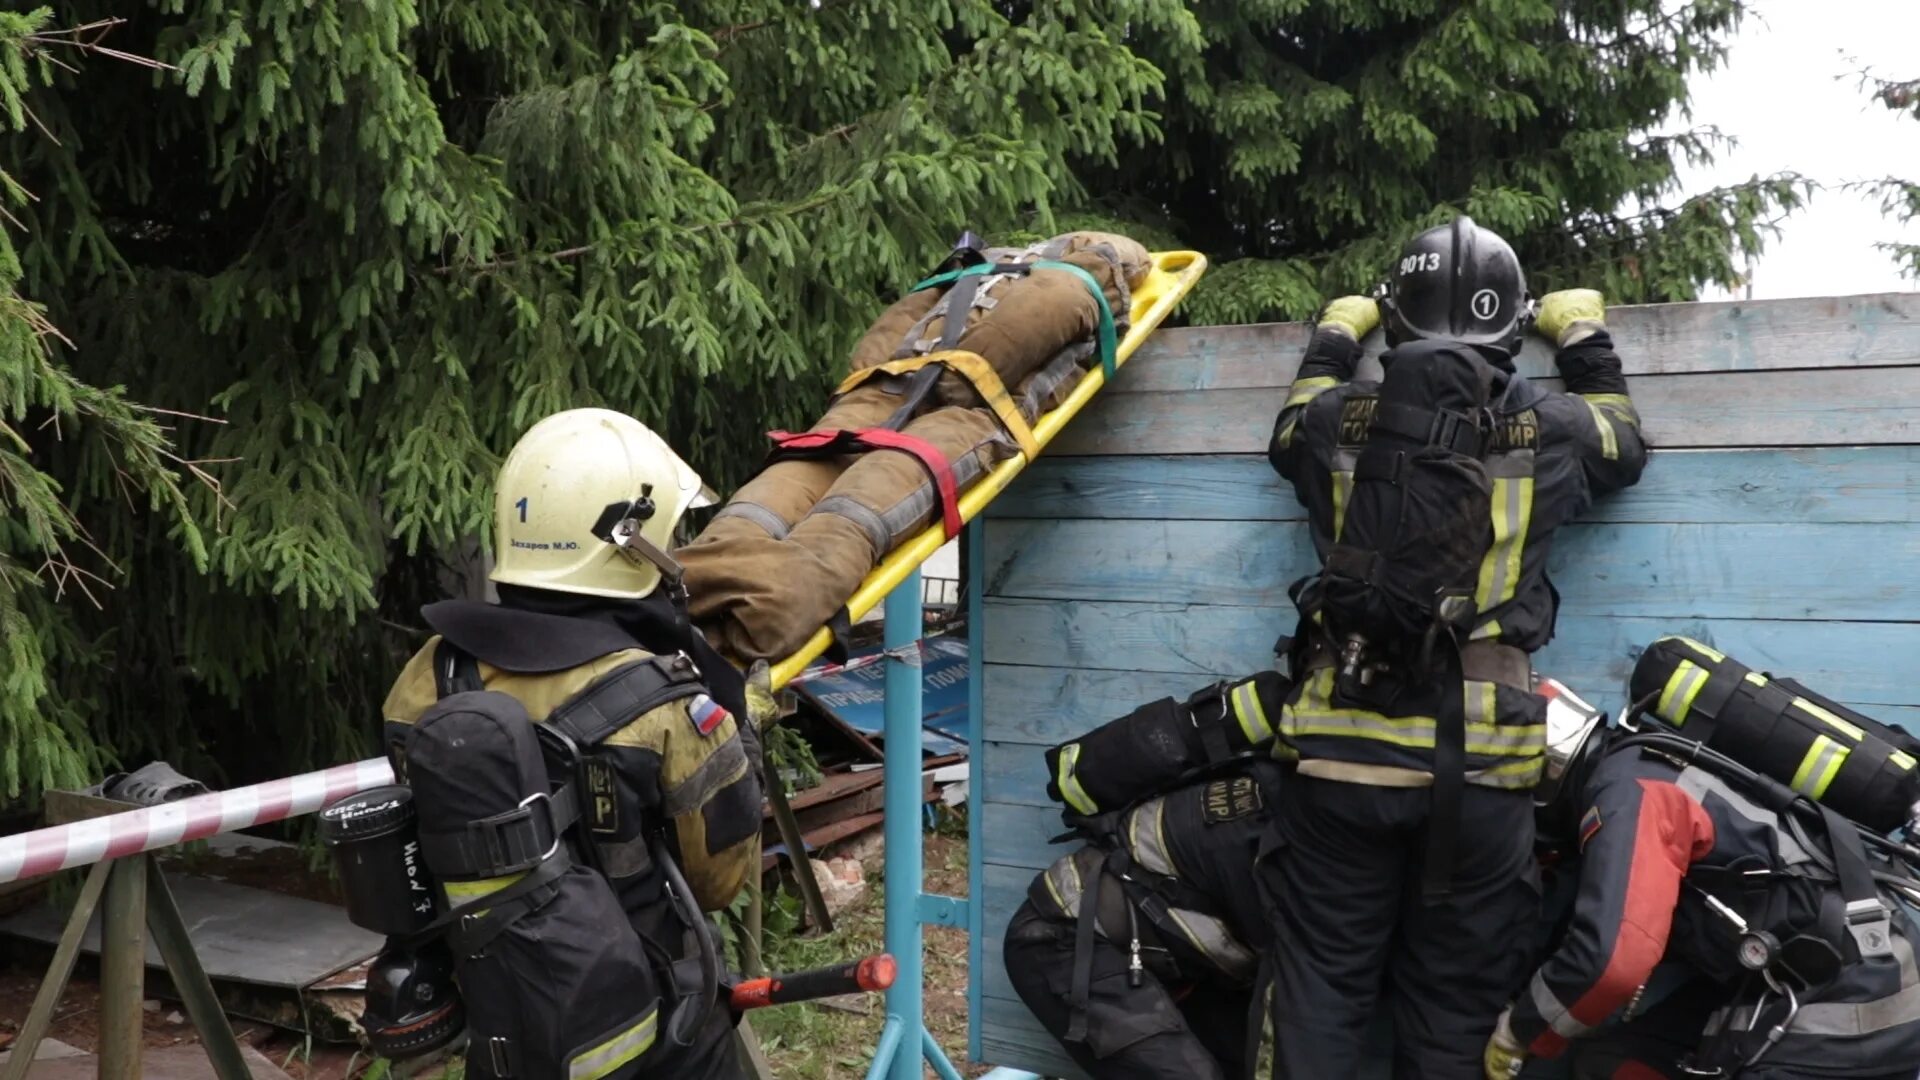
[489,408,716,599]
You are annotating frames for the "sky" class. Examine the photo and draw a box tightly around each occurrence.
[1673,0,1920,300]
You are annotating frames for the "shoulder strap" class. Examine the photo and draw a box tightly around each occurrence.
[433,639,484,697]
[548,652,707,749]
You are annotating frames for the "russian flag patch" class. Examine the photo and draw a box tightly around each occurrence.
[688,694,731,736]
[1578,806,1604,851]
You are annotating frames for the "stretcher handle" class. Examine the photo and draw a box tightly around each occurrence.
[728,953,897,1011]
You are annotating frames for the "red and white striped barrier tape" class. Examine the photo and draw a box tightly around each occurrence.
[0,757,394,885]
[788,640,926,685]
[0,644,938,884]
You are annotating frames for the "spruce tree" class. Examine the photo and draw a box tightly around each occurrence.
[1063,0,1811,322]
[1,0,1187,801]
[1859,70,1919,279]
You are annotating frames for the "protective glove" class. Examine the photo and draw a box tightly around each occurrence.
[1317,295,1381,341]
[1483,1007,1527,1080]
[744,660,779,731]
[1536,288,1607,347]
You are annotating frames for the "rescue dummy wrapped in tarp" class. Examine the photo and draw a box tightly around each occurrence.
[1043,671,1290,816]
[1630,635,1920,833]
[677,231,1152,663]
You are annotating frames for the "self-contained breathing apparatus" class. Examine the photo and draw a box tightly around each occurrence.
[1540,665,1920,1077]
[323,646,724,1079]
[1043,671,1291,816]
[1631,637,1920,834]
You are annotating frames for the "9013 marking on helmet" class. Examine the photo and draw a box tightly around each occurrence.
[1401,251,1443,275]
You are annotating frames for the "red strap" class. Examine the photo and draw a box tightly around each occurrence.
[767,429,963,539]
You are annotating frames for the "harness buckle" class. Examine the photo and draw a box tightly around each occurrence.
[1845,898,1895,959]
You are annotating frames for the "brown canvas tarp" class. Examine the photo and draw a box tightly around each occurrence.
[678,232,1152,663]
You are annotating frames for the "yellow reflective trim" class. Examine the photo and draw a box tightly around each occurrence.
[1232,681,1274,744]
[1465,680,1498,730]
[1331,470,1354,542]
[443,871,526,907]
[1474,476,1534,609]
[1281,673,1542,755]
[1798,699,1865,742]
[1277,415,1301,449]
[1672,637,1726,663]
[1657,660,1709,724]
[1285,376,1339,408]
[1582,398,1619,460]
[1056,743,1098,815]
[570,1009,660,1080]
[1895,751,1917,771]
[1469,619,1502,642]
[1789,736,1849,800]
[1582,393,1641,428]
[1745,672,1769,688]
[1470,756,1548,786]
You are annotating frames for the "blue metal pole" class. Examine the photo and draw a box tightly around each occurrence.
[864,1016,905,1080]
[964,516,987,1063]
[882,569,925,1080]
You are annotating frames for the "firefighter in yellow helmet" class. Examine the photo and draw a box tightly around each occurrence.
[380,408,765,1080]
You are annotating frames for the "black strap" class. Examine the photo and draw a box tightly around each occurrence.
[1818,803,1895,959]
[420,784,583,879]
[1352,448,1406,485]
[546,654,705,749]
[1066,865,1103,1043]
[1424,703,1466,902]
[823,608,855,665]
[443,851,573,958]
[1370,402,1489,457]
[433,640,484,697]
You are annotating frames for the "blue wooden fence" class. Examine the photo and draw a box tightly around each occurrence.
[969,292,1920,1075]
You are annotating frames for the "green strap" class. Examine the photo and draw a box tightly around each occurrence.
[907,260,1118,380]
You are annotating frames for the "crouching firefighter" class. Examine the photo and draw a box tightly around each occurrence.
[1484,679,1920,1080]
[352,409,766,1080]
[1004,750,1290,1080]
[1263,215,1650,1078]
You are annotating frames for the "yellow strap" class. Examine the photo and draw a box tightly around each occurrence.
[1657,660,1710,723]
[836,350,1042,459]
[1056,742,1098,815]
[1790,735,1850,800]
[1231,681,1274,744]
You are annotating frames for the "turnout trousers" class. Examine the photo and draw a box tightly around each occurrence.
[1263,775,1538,1079]
[1003,900,1251,1080]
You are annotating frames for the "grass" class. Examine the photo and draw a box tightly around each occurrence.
[754,825,984,1080]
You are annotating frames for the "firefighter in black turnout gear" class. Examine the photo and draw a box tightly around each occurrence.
[380,409,766,1080]
[1004,758,1288,1080]
[1485,696,1920,1079]
[1262,216,1649,1077]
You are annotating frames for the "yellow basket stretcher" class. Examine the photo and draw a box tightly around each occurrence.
[768,249,1209,690]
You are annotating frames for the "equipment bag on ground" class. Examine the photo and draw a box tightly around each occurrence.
[407,688,664,1079]
[1630,635,1920,833]
[1044,671,1290,816]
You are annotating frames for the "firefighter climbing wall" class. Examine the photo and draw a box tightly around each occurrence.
[969,292,1920,1077]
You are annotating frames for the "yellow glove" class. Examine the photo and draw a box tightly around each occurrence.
[1318,295,1381,340]
[1536,288,1606,347]
[1483,1008,1526,1080]
[744,660,779,731]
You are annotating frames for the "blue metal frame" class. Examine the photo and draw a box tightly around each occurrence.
[865,523,1038,1080]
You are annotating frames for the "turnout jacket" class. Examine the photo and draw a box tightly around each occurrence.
[381,599,763,917]
[1029,761,1287,985]
[1511,747,1920,1070]
[1266,330,1647,788]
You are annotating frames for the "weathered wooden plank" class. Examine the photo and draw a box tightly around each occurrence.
[989,448,1920,524]
[1117,292,1920,394]
[984,518,1920,623]
[984,801,1082,870]
[979,995,1088,1080]
[982,601,1920,710]
[984,663,1217,746]
[1056,366,1920,456]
